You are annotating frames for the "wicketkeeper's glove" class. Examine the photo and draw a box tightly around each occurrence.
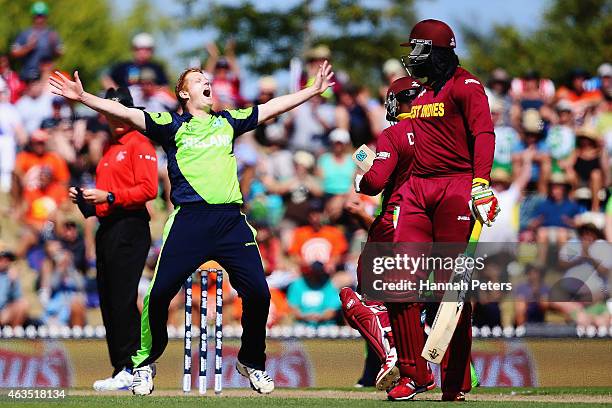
[469,178,500,226]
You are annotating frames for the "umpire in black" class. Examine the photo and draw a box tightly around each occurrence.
[69,88,158,391]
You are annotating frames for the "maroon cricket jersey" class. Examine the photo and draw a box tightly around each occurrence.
[406,67,495,182]
[360,119,415,215]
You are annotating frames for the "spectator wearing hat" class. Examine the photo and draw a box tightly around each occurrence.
[0,77,27,192]
[68,87,158,391]
[565,127,608,211]
[512,108,551,194]
[204,41,243,110]
[0,250,29,327]
[486,68,512,126]
[302,45,338,99]
[544,100,576,175]
[596,63,612,94]
[103,33,169,89]
[530,173,584,263]
[11,1,63,79]
[491,98,519,174]
[317,128,356,198]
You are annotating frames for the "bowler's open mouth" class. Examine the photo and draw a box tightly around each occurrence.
[203,89,211,97]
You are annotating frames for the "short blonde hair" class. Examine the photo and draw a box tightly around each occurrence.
[175,68,203,110]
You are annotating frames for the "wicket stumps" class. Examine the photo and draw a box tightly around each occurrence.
[183,268,223,395]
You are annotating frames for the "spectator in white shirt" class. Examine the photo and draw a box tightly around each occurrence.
[15,71,53,134]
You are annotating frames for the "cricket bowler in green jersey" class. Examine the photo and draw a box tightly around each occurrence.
[50,61,335,395]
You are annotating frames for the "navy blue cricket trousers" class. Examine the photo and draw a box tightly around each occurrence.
[132,203,270,370]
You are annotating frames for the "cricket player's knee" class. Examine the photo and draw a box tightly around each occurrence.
[242,284,271,306]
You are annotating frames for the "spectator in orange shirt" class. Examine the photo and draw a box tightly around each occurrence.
[556,69,604,122]
[12,129,70,256]
[289,199,348,275]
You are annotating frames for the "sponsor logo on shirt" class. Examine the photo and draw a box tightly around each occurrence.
[355,150,368,162]
[406,102,445,119]
[116,151,127,162]
[181,135,232,149]
[464,78,480,85]
[138,154,157,162]
[375,151,391,160]
[457,215,471,221]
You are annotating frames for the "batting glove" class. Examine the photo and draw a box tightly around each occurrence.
[469,178,500,227]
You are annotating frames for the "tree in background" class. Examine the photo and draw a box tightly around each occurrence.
[180,0,417,88]
[462,0,612,83]
[0,0,174,87]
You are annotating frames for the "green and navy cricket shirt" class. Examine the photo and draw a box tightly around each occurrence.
[143,107,258,205]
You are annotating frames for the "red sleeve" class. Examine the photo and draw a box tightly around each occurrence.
[359,128,399,195]
[453,75,495,182]
[114,139,159,207]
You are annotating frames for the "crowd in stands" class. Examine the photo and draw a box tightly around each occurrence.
[0,2,611,332]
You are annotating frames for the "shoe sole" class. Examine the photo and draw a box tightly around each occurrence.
[375,366,400,391]
[132,385,154,395]
[236,364,274,394]
[387,381,435,401]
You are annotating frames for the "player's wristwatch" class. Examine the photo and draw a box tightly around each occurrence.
[107,191,115,205]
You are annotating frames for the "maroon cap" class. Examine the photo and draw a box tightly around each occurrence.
[401,19,456,49]
[386,76,421,100]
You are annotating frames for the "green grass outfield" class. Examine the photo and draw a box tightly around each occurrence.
[1,387,611,407]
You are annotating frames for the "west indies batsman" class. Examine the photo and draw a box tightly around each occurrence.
[341,76,423,390]
[388,19,499,401]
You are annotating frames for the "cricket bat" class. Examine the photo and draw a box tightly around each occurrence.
[352,144,376,172]
[421,220,483,364]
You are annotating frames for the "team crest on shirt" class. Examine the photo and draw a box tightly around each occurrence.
[213,118,223,128]
[116,151,127,162]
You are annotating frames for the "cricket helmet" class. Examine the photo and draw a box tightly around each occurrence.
[385,76,422,122]
[400,19,456,80]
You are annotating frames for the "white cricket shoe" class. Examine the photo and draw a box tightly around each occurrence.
[130,365,154,395]
[93,368,133,391]
[236,361,275,394]
[375,347,400,391]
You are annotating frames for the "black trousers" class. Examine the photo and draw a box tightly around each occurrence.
[96,211,151,377]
